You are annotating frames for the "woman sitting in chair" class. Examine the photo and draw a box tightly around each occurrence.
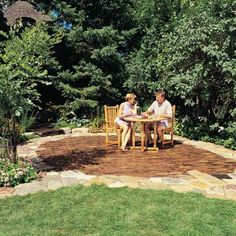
[115,93,137,152]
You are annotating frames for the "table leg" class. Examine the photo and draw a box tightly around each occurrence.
[132,122,135,148]
[141,123,145,152]
[153,122,157,149]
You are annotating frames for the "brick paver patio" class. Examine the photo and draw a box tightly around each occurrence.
[37,136,236,178]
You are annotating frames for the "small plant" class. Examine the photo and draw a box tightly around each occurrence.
[55,116,90,129]
[19,111,37,133]
[21,133,40,141]
[88,116,105,133]
[0,155,37,187]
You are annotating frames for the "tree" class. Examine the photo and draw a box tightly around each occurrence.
[125,0,236,147]
[156,0,236,123]
[0,22,61,162]
[126,0,184,103]
[31,0,138,118]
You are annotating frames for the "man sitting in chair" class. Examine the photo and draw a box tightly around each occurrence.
[144,90,172,146]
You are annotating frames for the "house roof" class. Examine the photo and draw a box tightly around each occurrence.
[3,0,52,26]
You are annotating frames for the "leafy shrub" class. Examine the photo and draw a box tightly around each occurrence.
[175,118,236,150]
[88,116,105,133]
[55,116,90,129]
[175,116,209,140]
[19,112,37,132]
[0,156,37,187]
[224,122,236,149]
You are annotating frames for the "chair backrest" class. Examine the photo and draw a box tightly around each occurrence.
[104,105,119,129]
[170,105,176,128]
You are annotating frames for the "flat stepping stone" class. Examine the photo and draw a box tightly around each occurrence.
[108,182,126,188]
[13,182,46,196]
[188,170,225,186]
[48,180,64,190]
[35,128,64,137]
[61,177,79,186]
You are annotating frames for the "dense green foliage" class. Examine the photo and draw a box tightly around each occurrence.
[0,0,235,149]
[50,0,137,119]
[0,185,236,235]
[0,23,61,161]
[126,0,236,148]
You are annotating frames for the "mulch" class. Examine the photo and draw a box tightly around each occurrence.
[37,136,236,178]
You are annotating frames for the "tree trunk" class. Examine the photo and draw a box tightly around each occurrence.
[12,119,17,164]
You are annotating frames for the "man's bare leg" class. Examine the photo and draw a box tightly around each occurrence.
[157,123,165,143]
[145,123,153,145]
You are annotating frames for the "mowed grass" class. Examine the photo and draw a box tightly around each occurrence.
[0,185,236,236]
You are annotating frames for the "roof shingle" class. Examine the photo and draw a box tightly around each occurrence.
[3,0,52,26]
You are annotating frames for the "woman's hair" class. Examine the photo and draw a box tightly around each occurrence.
[125,93,136,101]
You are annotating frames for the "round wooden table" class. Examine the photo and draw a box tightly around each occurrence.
[124,116,165,151]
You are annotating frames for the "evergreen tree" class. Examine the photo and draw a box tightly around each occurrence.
[29,0,137,118]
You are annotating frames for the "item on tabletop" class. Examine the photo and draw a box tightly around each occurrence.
[141,112,149,119]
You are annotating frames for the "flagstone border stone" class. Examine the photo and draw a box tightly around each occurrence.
[0,129,235,200]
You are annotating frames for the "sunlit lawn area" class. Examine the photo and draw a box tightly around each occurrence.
[0,185,236,236]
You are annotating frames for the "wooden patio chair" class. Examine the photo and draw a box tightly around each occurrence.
[104,105,121,147]
[161,105,176,148]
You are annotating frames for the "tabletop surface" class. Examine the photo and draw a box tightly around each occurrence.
[124,116,164,122]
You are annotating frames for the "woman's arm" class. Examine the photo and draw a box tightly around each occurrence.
[118,103,125,118]
[133,104,138,115]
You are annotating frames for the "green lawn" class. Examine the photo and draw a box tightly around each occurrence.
[0,185,236,236]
